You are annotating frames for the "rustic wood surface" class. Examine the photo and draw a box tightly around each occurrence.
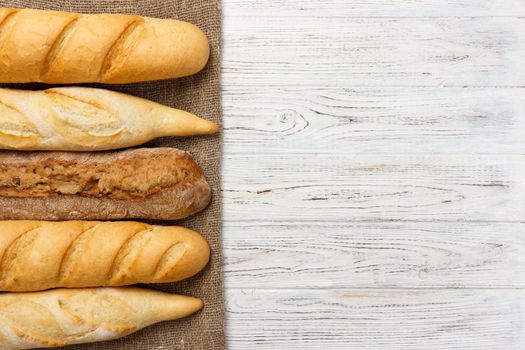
[222,1,525,348]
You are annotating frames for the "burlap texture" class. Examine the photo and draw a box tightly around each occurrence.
[0,0,224,349]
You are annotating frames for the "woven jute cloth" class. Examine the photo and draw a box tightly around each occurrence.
[0,0,225,349]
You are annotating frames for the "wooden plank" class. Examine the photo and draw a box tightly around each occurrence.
[222,155,525,222]
[224,0,525,17]
[221,2,525,349]
[223,17,525,87]
[224,222,525,289]
[223,86,525,155]
[226,288,525,349]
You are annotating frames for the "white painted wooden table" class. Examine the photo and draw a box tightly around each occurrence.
[221,1,525,348]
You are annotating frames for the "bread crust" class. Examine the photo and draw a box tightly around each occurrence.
[0,221,210,292]
[0,87,218,151]
[0,8,210,83]
[0,148,211,220]
[0,287,203,349]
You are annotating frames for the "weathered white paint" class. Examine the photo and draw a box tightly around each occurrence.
[223,154,525,222]
[223,222,525,289]
[224,0,525,17]
[223,87,525,155]
[226,289,525,350]
[223,17,525,87]
[221,0,525,348]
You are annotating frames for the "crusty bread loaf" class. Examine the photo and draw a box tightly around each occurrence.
[0,221,210,292]
[0,87,218,151]
[0,148,211,220]
[0,287,203,349]
[0,8,209,84]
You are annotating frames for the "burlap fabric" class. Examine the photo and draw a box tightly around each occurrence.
[0,1,225,349]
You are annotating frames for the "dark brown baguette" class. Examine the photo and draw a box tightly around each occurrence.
[0,148,211,220]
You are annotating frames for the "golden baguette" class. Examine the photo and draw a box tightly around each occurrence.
[0,87,218,151]
[0,221,210,292]
[0,8,210,84]
[0,287,203,349]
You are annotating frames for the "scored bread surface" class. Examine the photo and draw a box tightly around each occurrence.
[0,287,203,349]
[0,8,210,83]
[0,87,218,151]
[0,7,213,350]
[0,148,212,220]
[0,221,210,292]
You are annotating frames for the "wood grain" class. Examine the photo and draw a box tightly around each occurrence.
[221,0,525,348]
[223,86,525,155]
[224,0,525,17]
[224,222,525,289]
[223,155,525,222]
[223,17,525,87]
[226,289,525,349]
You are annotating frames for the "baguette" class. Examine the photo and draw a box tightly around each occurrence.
[0,148,211,220]
[0,87,218,151]
[0,221,210,292]
[0,8,209,84]
[0,287,203,349]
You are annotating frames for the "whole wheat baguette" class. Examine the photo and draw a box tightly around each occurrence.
[0,8,209,84]
[0,87,218,151]
[0,148,211,220]
[0,221,210,292]
[0,287,203,349]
